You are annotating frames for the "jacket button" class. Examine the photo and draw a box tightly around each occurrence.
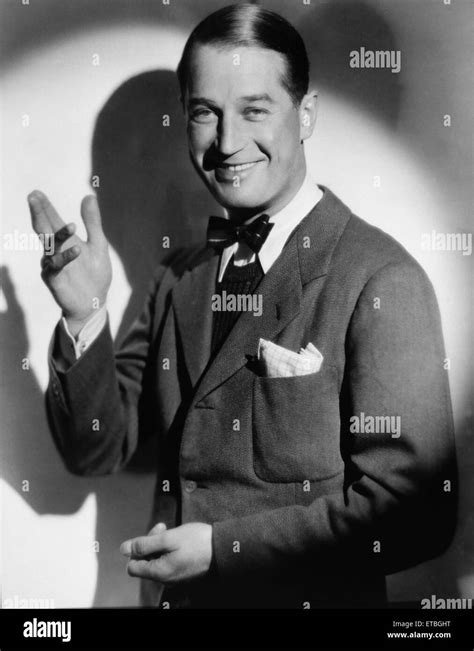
[184,480,197,493]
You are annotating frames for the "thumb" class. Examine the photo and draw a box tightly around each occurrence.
[148,522,167,536]
[80,195,105,246]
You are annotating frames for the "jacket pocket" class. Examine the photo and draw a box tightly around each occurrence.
[252,366,343,482]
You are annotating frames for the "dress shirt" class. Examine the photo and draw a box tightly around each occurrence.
[218,172,323,282]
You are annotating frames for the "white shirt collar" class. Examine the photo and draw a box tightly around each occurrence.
[218,172,323,282]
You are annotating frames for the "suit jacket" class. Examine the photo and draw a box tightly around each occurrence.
[47,187,457,608]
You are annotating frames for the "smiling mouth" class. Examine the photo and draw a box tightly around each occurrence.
[218,161,260,172]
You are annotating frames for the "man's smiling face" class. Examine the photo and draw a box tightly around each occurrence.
[184,45,307,220]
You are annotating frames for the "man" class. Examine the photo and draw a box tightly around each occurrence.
[29,4,457,608]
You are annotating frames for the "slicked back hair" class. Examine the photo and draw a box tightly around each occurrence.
[177,3,310,107]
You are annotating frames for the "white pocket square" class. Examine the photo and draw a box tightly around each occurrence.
[257,339,323,378]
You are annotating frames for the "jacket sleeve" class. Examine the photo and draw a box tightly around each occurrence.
[212,260,458,577]
[46,265,167,477]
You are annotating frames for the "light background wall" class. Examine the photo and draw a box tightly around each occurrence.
[0,0,472,607]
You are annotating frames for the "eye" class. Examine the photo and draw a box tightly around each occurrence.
[243,107,269,121]
[190,108,217,124]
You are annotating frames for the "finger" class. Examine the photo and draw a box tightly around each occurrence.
[0,266,16,305]
[28,192,53,236]
[81,195,105,246]
[148,522,167,536]
[53,223,76,251]
[41,245,81,274]
[120,532,170,558]
[127,557,172,583]
[28,190,65,234]
[0,266,21,313]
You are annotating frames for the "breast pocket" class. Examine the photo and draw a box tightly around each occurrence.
[252,366,343,482]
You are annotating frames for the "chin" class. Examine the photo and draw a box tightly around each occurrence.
[218,193,268,212]
[210,184,270,211]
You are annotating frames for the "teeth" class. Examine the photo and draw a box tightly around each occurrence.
[226,162,257,172]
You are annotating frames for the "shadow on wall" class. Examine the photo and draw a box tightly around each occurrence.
[91,70,217,344]
[91,69,218,471]
[1,0,469,606]
[0,69,215,607]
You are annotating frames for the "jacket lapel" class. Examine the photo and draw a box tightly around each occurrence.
[192,234,303,405]
[171,248,219,389]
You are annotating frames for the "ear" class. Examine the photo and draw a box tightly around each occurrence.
[299,91,318,142]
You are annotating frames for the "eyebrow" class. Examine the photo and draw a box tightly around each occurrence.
[238,94,275,104]
[187,93,275,109]
[187,97,218,109]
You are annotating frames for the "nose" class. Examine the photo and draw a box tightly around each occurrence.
[215,113,245,157]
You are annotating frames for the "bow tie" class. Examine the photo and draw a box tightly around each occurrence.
[207,214,274,253]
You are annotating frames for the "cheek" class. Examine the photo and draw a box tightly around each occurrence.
[187,124,215,160]
[258,116,300,165]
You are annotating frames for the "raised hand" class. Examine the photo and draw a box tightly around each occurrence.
[28,190,112,335]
